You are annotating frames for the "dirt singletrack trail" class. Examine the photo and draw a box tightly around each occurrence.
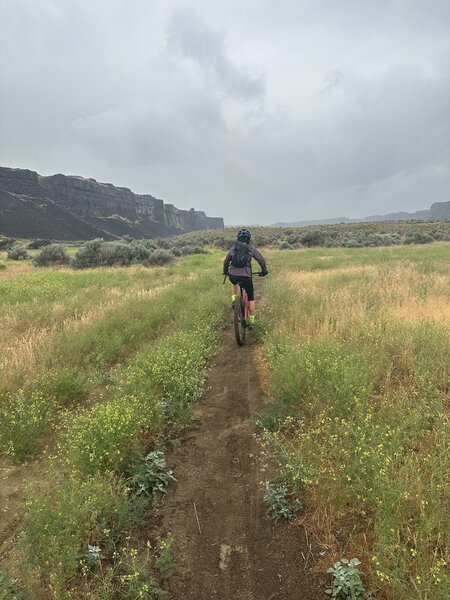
[156,326,326,599]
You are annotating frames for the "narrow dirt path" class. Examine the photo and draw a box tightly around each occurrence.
[156,328,326,599]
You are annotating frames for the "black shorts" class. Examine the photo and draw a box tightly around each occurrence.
[229,276,254,301]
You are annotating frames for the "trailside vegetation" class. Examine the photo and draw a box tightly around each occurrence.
[166,220,450,249]
[1,241,449,598]
[0,219,449,270]
[258,244,450,599]
[0,253,227,598]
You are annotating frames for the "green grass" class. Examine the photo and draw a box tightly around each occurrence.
[259,244,450,599]
[265,242,450,273]
[3,252,227,597]
[0,254,225,461]
[20,470,141,599]
[4,244,448,598]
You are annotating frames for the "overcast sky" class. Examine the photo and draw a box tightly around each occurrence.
[1,0,449,225]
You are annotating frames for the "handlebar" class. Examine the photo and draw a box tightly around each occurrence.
[222,271,266,284]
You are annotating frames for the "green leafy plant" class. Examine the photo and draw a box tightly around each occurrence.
[263,481,302,522]
[79,541,166,599]
[325,558,369,599]
[154,533,174,573]
[126,451,176,498]
[80,544,104,568]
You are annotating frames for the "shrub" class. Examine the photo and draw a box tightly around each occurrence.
[27,239,53,250]
[179,245,196,255]
[98,242,135,266]
[7,245,29,260]
[146,249,175,266]
[72,239,104,268]
[33,244,71,267]
[0,237,15,250]
[404,232,434,244]
[74,239,154,268]
[279,241,294,250]
[128,241,153,262]
[300,229,326,247]
[143,239,158,250]
[343,238,362,248]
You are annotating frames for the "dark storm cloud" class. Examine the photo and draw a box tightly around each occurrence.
[0,0,449,224]
[167,10,265,100]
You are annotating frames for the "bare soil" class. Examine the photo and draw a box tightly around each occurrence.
[154,328,327,599]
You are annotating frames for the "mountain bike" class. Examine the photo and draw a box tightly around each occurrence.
[224,272,263,346]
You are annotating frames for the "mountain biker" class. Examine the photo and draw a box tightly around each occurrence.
[223,229,268,327]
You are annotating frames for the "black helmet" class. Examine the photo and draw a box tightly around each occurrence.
[237,228,251,243]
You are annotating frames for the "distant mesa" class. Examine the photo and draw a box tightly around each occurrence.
[273,202,450,227]
[0,166,224,240]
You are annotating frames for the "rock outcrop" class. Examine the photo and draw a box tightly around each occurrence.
[0,167,224,240]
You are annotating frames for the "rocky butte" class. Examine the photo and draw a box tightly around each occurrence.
[0,167,224,240]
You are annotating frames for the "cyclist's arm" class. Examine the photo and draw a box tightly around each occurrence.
[223,251,232,274]
[252,248,268,274]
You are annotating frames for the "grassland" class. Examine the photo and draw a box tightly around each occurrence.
[0,241,449,599]
[0,253,227,598]
[258,243,450,599]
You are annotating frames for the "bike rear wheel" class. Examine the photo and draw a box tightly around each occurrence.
[234,294,246,346]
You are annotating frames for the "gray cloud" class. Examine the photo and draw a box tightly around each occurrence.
[167,10,265,100]
[0,0,449,225]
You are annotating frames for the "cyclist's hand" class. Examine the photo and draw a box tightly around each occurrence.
[261,270,269,277]
[223,270,229,276]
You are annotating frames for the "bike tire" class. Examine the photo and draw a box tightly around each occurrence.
[234,296,246,346]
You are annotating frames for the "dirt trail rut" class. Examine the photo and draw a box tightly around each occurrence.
[156,328,325,599]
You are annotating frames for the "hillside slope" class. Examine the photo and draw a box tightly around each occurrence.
[274,200,450,227]
[0,167,224,239]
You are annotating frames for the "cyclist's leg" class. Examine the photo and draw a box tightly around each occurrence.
[230,276,254,314]
[228,277,239,307]
[239,278,256,325]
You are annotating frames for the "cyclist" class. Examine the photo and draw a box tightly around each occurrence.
[223,229,268,327]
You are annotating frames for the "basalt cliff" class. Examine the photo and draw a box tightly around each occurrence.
[0,167,224,240]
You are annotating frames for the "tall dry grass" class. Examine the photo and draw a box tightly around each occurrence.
[259,245,450,599]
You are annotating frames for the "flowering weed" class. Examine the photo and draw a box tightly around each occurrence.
[260,245,450,598]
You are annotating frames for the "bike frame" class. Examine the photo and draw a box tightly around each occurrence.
[242,287,249,321]
[224,271,262,346]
